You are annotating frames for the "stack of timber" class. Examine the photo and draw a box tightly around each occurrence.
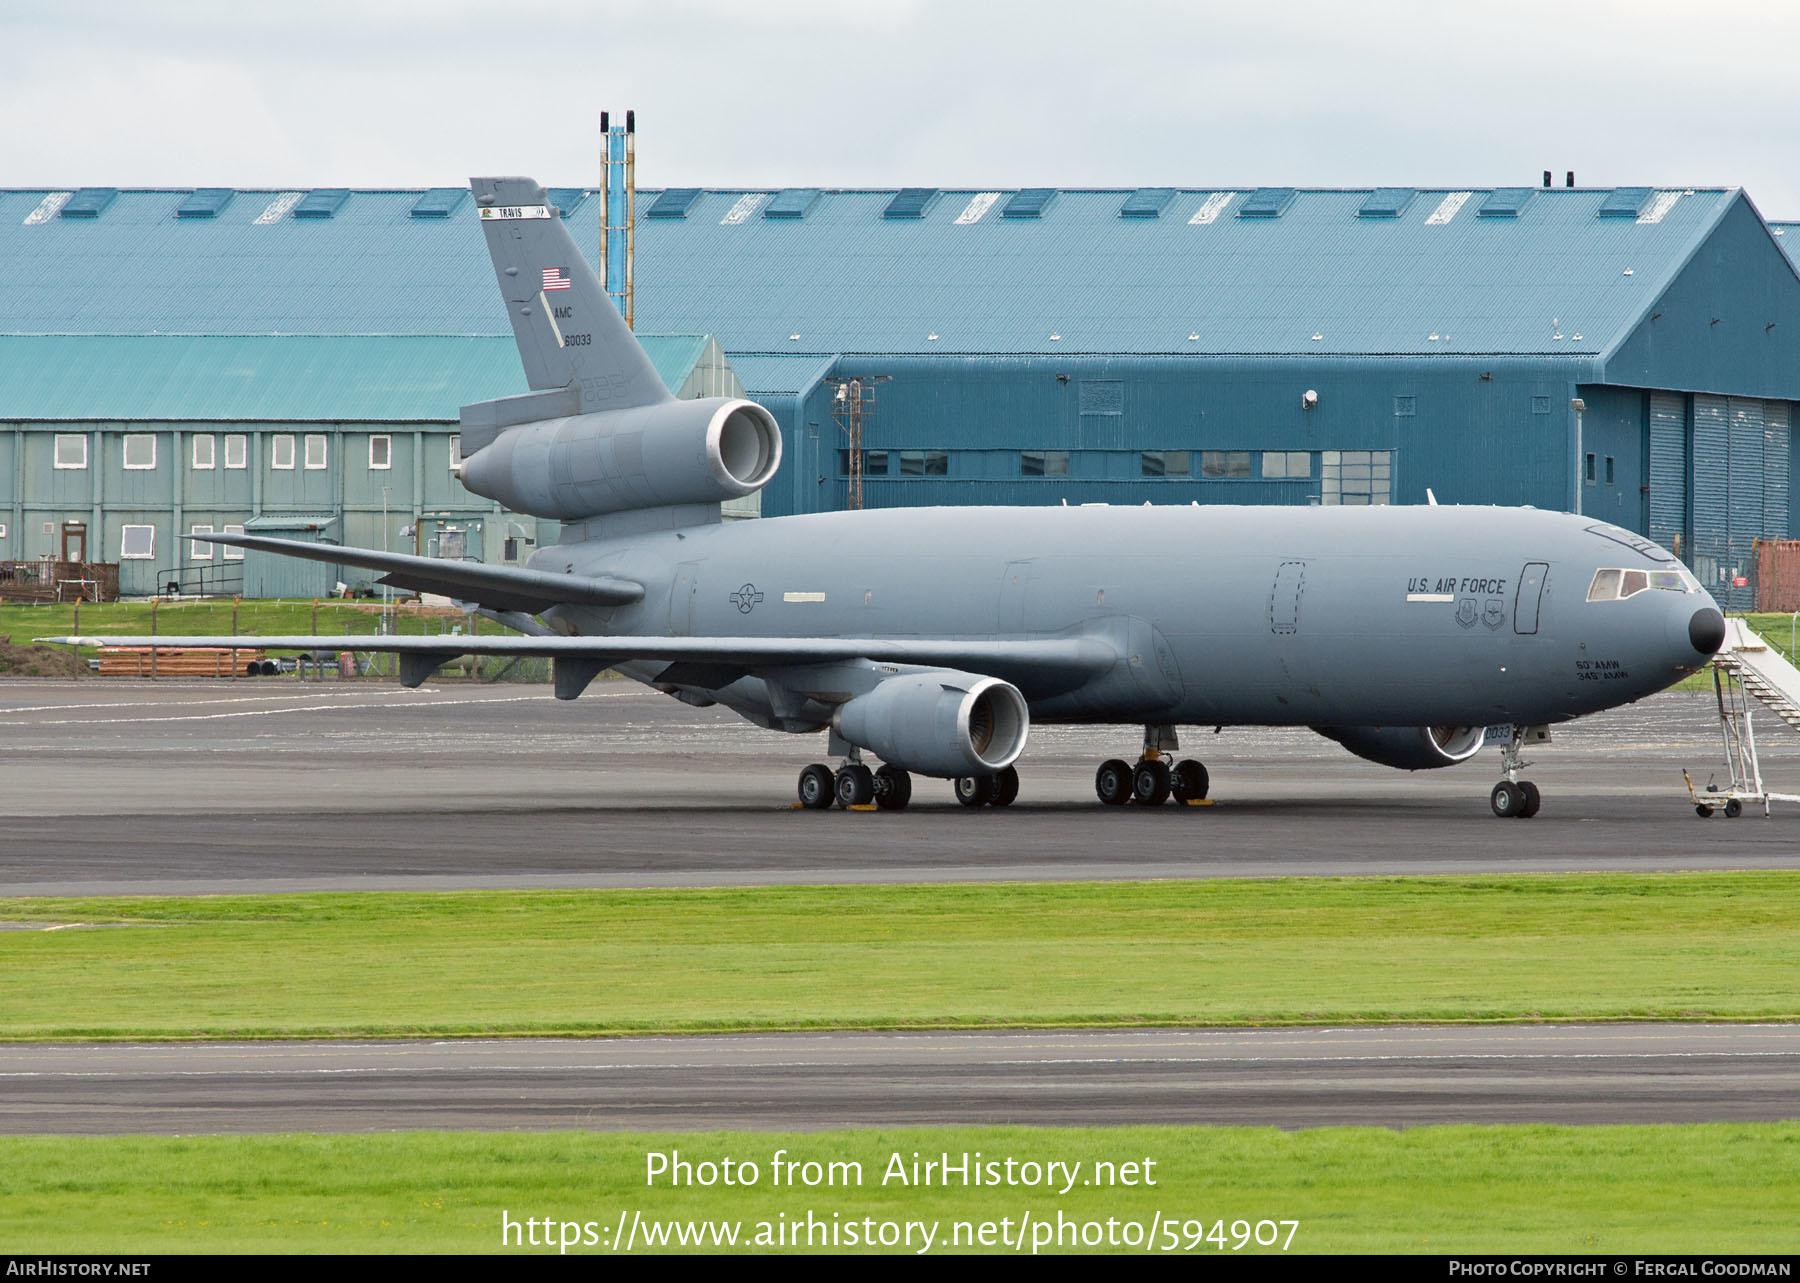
[97,646,268,677]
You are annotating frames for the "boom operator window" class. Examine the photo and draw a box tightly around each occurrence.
[1585,567,1702,601]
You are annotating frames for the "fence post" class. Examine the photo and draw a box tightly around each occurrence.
[231,596,240,681]
[72,598,80,679]
[150,596,158,681]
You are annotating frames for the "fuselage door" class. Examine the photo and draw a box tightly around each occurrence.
[1514,562,1549,635]
[1270,561,1306,635]
[999,559,1033,633]
[669,560,702,636]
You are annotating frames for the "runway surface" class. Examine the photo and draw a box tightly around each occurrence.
[0,680,1795,894]
[3,1025,1795,1134]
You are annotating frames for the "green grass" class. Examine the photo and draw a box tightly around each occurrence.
[2,1125,1795,1254]
[1,597,502,645]
[2,875,1795,1039]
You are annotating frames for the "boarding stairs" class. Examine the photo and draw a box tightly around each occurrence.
[1686,618,1800,817]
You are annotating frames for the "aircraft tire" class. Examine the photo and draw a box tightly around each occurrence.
[1517,781,1541,818]
[1132,759,1172,806]
[1725,798,1743,819]
[835,763,876,808]
[1095,759,1132,806]
[1490,781,1523,817]
[874,765,912,811]
[954,775,996,807]
[1171,759,1209,803]
[990,766,1020,807]
[798,763,835,810]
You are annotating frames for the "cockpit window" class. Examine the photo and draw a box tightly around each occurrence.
[1586,569,1622,602]
[1587,566,1698,601]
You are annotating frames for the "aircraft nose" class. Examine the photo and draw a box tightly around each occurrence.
[1687,606,1725,657]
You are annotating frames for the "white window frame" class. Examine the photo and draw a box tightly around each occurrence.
[54,434,88,470]
[120,525,156,559]
[304,434,328,470]
[220,524,245,561]
[449,434,463,472]
[189,524,214,560]
[271,435,296,470]
[192,434,216,470]
[368,435,392,470]
[123,434,157,470]
[224,434,248,469]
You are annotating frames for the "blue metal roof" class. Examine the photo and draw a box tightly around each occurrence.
[0,333,713,421]
[0,184,1743,359]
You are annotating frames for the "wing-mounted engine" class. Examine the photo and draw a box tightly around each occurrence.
[833,670,1030,779]
[457,396,782,521]
[1313,724,1486,771]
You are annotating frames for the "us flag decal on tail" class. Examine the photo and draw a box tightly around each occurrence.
[542,267,572,291]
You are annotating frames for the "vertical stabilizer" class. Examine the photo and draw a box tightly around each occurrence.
[470,176,671,413]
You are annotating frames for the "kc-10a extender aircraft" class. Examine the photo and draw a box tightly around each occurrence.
[52,177,1728,816]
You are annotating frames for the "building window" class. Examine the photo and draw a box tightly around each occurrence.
[369,435,392,470]
[898,450,948,476]
[192,435,216,469]
[449,435,463,472]
[123,435,157,470]
[189,524,213,560]
[271,435,296,469]
[1585,452,1596,483]
[220,524,245,560]
[121,525,155,559]
[1321,450,1392,505]
[304,434,328,470]
[1605,456,1615,484]
[1261,451,1312,479]
[1021,450,1069,477]
[224,434,248,469]
[53,434,87,470]
[1200,450,1250,478]
[1142,450,1191,478]
[837,449,889,476]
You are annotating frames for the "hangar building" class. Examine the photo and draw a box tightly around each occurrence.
[3,182,1798,607]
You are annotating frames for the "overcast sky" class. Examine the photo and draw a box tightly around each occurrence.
[7,0,1798,216]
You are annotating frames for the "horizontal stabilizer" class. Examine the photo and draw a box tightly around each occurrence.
[199,532,642,613]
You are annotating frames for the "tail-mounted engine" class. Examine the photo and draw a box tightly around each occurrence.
[1313,724,1486,771]
[457,395,782,521]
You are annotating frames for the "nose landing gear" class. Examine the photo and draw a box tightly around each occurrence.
[1490,726,1542,818]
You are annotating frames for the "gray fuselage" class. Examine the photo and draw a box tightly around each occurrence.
[534,502,1718,733]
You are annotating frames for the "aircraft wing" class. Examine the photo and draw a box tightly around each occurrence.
[199,532,643,612]
[39,632,1115,697]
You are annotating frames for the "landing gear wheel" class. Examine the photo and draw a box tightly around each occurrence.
[1725,798,1744,819]
[1516,780,1541,819]
[954,774,996,807]
[990,765,1020,807]
[834,763,875,808]
[798,763,835,810]
[1490,781,1523,818]
[1095,759,1132,807]
[873,764,912,812]
[1170,759,1210,803]
[1132,759,1172,806]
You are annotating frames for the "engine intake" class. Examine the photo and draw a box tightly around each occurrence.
[458,396,782,521]
[833,671,1029,779]
[1313,724,1486,771]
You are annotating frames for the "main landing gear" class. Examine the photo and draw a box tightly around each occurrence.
[1094,725,1210,808]
[1489,726,1542,819]
[798,755,915,811]
[953,765,1020,808]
